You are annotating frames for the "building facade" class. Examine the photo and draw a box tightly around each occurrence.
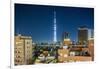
[14,34,33,65]
[88,29,94,40]
[62,32,72,46]
[88,38,94,61]
[58,47,92,62]
[58,49,69,62]
[78,27,88,45]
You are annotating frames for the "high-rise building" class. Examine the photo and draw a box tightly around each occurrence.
[78,26,88,44]
[14,34,33,65]
[62,32,72,46]
[88,29,94,40]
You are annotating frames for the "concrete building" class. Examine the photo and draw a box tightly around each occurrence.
[78,26,88,45]
[87,29,94,61]
[58,44,92,62]
[88,29,94,40]
[58,49,69,62]
[62,32,72,46]
[14,34,33,65]
[58,48,92,62]
[88,38,94,61]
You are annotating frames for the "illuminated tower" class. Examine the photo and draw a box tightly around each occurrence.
[53,11,57,43]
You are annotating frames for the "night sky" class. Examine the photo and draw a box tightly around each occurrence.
[15,3,94,43]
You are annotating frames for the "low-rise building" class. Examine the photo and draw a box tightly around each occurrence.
[14,34,33,65]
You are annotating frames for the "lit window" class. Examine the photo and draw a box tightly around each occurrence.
[16,42,22,44]
[70,52,75,56]
[64,54,68,57]
[60,53,62,56]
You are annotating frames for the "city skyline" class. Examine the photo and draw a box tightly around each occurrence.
[14,4,94,65]
[15,4,94,43]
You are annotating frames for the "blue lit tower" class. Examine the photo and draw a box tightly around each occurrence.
[53,10,57,43]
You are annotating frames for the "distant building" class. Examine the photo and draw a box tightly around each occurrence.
[62,32,72,46]
[78,26,88,45]
[88,29,94,61]
[14,34,33,65]
[88,29,94,40]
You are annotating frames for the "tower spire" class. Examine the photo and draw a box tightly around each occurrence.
[53,10,57,43]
